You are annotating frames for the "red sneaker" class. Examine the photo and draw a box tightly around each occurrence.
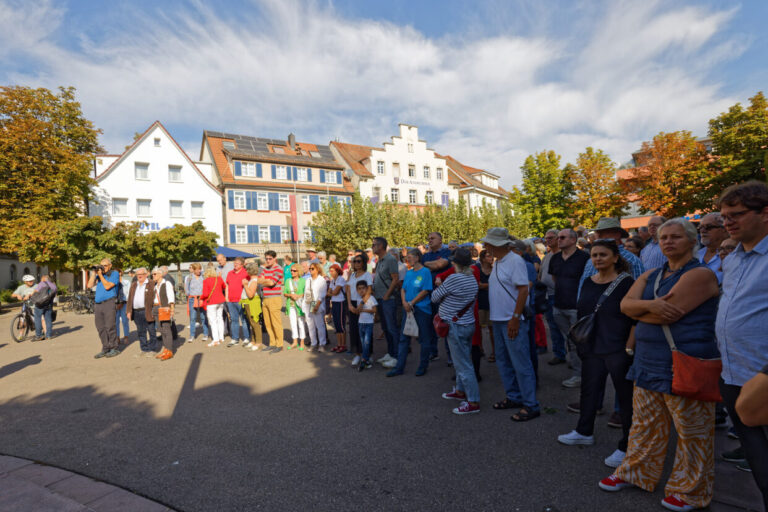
[441,388,466,401]
[661,495,695,511]
[453,401,480,415]
[598,475,633,492]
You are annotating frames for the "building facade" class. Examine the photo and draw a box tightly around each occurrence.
[90,121,225,241]
[440,154,508,210]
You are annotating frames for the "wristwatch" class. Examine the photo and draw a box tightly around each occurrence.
[512,313,520,319]
[625,348,635,356]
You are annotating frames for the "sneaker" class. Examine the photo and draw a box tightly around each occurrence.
[548,356,566,365]
[377,354,392,364]
[249,344,260,352]
[357,359,371,372]
[661,495,695,511]
[351,355,361,366]
[562,376,581,388]
[453,401,480,415]
[442,388,467,401]
[604,449,626,468]
[207,340,220,347]
[429,354,440,362]
[32,335,45,342]
[104,349,120,358]
[202,336,209,342]
[262,346,276,353]
[567,402,604,415]
[736,459,752,473]
[721,446,746,463]
[557,430,595,446]
[607,411,622,428]
[94,351,108,359]
[243,341,253,348]
[598,475,633,492]
[270,347,283,354]
[227,339,240,347]
[727,427,739,440]
[381,358,397,369]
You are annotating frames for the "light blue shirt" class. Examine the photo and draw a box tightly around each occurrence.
[640,239,667,271]
[94,270,120,303]
[578,246,644,298]
[715,234,768,386]
[697,246,723,284]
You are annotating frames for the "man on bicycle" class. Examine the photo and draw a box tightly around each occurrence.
[12,275,36,301]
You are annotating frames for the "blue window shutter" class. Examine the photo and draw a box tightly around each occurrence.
[256,163,262,178]
[271,164,276,179]
[268,192,279,211]
[320,169,326,183]
[310,195,320,212]
[229,225,236,244]
[245,191,253,210]
[292,166,298,181]
[346,197,351,205]
[270,225,281,243]
[307,168,312,182]
[290,225,296,242]
[227,190,234,209]
[247,225,258,243]
[234,161,242,176]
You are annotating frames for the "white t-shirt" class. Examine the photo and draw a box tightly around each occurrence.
[358,296,378,324]
[489,251,529,322]
[329,276,346,303]
[346,271,372,302]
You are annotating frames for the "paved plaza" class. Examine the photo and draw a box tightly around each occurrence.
[0,308,762,511]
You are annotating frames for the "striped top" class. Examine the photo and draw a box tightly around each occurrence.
[431,272,478,325]
[259,265,283,297]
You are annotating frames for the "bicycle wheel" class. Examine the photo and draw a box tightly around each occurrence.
[11,313,30,342]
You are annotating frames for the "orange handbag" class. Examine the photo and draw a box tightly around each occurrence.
[157,306,172,322]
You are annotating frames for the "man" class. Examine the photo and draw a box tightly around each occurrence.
[12,274,36,301]
[548,229,590,388]
[715,181,768,510]
[539,230,566,365]
[365,248,376,272]
[697,212,729,284]
[578,217,645,294]
[372,237,400,368]
[126,267,158,356]
[32,274,57,341]
[318,251,331,275]
[422,232,452,361]
[87,258,121,358]
[637,226,651,243]
[225,256,250,347]
[306,248,319,264]
[639,215,667,271]
[258,250,284,353]
[282,254,293,281]
[216,253,234,282]
[510,239,538,381]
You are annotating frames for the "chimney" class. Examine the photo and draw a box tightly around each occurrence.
[288,133,296,150]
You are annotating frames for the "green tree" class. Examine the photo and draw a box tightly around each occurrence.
[144,222,218,282]
[509,151,573,235]
[569,147,627,226]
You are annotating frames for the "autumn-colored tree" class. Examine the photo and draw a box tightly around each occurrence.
[623,131,711,217]
[569,147,627,226]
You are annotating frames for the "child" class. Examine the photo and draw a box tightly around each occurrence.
[356,281,377,372]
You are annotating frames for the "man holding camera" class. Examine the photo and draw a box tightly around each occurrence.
[87,258,121,358]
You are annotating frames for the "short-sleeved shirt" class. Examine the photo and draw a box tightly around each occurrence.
[640,239,667,271]
[422,247,452,281]
[549,250,590,310]
[402,266,433,314]
[358,296,378,324]
[95,270,120,303]
[216,262,234,282]
[259,264,283,298]
[347,271,372,302]
[329,276,346,302]
[475,263,491,310]
[373,253,399,299]
[225,267,249,303]
[577,276,635,354]
[14,284,35,298]
[489,251,529,322]
[697,246,723,284]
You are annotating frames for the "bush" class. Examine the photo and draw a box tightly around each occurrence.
[0,289,18,304]
[57,284,69,295]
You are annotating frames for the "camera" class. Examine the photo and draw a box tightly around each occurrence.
[90,264,105,272]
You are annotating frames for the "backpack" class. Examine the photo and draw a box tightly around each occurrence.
[31,283,56,308]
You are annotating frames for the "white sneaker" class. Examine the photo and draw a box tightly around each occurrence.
[227,339,240,347]
[202,336,208,342]
[243,341,253,348]
[250,344,260,351]
[381,358,397,369]
[604,449,625,468]
[557,430,595,446]
[376,353,392,364]
[562,376,581,388]
[351,355,361,366]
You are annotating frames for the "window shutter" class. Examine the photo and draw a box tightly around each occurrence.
[234,161,242,176]
[292,166,298,181]
[270,225,281,243]
[310,195,320,212]
[307,168,312,182]
[268,192,279,211]
[320,169,326,183]
[247,225,258,243]
[271,164,276,179]
[290,225,296,242]
[245,191,253,210]
[227,190,234,209]
[346,197,351,205]
[256,163,262,178]
[229,225,236,244]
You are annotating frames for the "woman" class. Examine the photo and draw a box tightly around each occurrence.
[284,263,307,350]
[185,263,209,342]
[624,236,645,258]
[151,267,175,360]
[388,248,433,377]
[599,218,720,512]
[241,262,264,351]
[475,250,495,362]
[327,264,347,353]
[345,253,372,366]
[557,240,635,470]
[115,269,131,344]
[433,248,480,415]
[201,265,226,347]
[305,262,328,351]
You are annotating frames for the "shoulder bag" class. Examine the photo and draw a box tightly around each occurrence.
[654,270,722,402]
[493,262,534,320]
[569,273,629,345]
[157,281,172,322]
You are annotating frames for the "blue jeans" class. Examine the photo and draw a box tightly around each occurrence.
[133,310,158,352]
[359,322,373,362]
[395,308,432,373]
[188,297,209,338]
[493,320,539,410]
[447,321,479,402]
[545,296,565,359]
[527,316,538,382]
[34,306,52,338]
[115,303,129,337]
[378,297,399,357]
[226,302,249,341]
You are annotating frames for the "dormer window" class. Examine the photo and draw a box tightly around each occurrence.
[272,146,285,154]
[222,141,235,150]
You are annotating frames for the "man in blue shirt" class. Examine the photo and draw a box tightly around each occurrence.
[715,181,768,510]
[696,212,729,284]
[421,232,451,361]
[639,216,667,271]
[87,257,121,358]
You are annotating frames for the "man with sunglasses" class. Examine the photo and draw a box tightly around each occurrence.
[697,212,729,284]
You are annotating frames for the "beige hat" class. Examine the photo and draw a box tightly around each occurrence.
[593,217,629,238]
[480,227,513,247]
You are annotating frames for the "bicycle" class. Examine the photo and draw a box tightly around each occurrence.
[10,300,34,342]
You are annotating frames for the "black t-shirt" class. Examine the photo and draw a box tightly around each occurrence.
[576,276,635,354]
[548,250,590,309]
[474,263,491,311]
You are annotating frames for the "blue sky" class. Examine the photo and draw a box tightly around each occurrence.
[1,0,766,186]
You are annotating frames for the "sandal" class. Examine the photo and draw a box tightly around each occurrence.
[511,407,541,422]
[493,398,522,410]
[487,355,496,363]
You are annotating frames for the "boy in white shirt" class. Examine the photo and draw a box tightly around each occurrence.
[357,281,378,372]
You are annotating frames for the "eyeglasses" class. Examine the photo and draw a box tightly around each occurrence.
[698,224,724,232]
[718,246,737,253]
[722,210,753,223]
[557,236,569,240]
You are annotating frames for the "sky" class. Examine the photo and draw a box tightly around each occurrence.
[1,0,766,187]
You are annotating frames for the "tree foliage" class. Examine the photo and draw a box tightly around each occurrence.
[568,147,626,226]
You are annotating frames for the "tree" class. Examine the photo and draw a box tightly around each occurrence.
[569,147,627,226]
[509,150,573,235]
[144,222,218,282]
[0,85,103,259]
[623,131,711,217]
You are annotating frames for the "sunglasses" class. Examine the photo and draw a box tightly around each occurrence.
[353,259,363,263]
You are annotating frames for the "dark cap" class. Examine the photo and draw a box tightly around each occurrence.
[452,247,473,267]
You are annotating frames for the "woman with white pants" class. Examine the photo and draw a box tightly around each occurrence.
[283,264,307,350]
[201,265,227,346]
[304,262,328,350]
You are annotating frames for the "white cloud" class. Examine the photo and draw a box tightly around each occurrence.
[0,0,746,187]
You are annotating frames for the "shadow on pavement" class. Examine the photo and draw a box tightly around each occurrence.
[0,355,42,379]
[53,325,83,337]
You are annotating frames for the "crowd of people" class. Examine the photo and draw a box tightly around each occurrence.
[18,180,768,512]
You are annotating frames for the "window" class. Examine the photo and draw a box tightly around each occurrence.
[135,163,149,180]
[191,201,204,218]
[302,226,312,242]
[9,264,16,283]
[257,193,268,210]
[408,165,415,177]
[320,196,329,209]
[168,165,182,182]
[153,138,161,147]
[407,143,414,153]
[276,165,288,179]
[112,198,128,216]
[372,187,381,201]
[441,192,450,206]
[392,162,400,177]
[137,199,151,216]
[233,191,246,210]
[170,200,184,217]
[241,162,257,177]
[409,190,417,204]
[423,166,430,179]
[222,141,235,150]
[436,167,443,180]
[235,225,247,244]
[259,226,270,241]
[280,226,290,242]
[278,194,289,211]
[272,146,285,154]
[390,188,399,202]
[425,191,433,204]
[310,151,321,158]
[301,195,310,212]
[326,171,340,184]
[297,168,308,181]
[377,161,385,175]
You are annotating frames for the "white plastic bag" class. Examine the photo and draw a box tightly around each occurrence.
[403,311,419,337]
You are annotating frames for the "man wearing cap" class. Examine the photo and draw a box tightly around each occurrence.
[306,248,320,264]
[12,275,37,301]
[639,215,667,271]
[482,227,540,421]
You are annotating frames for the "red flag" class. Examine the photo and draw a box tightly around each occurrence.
[289,194,299,241]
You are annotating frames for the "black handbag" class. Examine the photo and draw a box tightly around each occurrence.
[569,273,629,345]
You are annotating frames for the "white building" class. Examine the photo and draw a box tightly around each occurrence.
[90,121,224,241]
[331,124,460,207]
[440,154,508,210]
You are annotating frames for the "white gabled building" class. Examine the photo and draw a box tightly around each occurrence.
[89,121,224,241]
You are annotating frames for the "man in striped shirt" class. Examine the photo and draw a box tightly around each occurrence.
[258,250,284,352]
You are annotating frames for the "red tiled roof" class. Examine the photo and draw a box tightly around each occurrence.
[438,154,508,197]
[330,141,376,178]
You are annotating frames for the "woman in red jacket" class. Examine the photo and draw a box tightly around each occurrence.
[201,265,227,347]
